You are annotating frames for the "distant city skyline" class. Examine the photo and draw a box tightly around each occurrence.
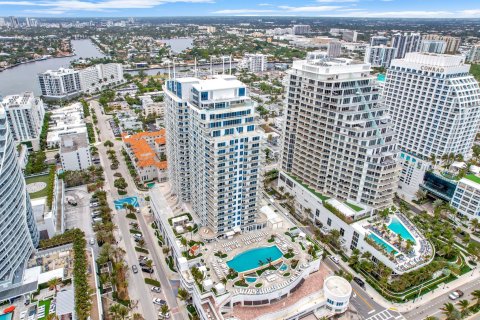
[0,0,479,18]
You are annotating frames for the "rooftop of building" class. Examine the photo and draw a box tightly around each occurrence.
[60,132,89,153]
[1,91,36,107]
[292,58,371,75]
[323,276,352,297]
[392,52,467,70]
[122,129,167,169]
[192,75,244,92]
[40,67,76,75]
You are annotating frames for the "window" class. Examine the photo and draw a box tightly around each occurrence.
[201,91,209,100]
[239,87,246,96]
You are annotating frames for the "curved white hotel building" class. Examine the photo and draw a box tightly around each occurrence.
[0,107,39,291]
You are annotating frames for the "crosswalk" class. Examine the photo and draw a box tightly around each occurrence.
[366,309,407,320]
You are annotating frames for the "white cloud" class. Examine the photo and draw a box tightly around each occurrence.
[459,9,480,16]
[278,5,343,12]
[0,0,214,13]
[258,3,272,6]
[212,9,276,14]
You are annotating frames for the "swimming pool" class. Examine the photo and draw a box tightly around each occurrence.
[0,313,13,320]
[246,277,257,283]
[279,263,288,271]
[227,245,283,273]
[388,217,416,243]
[114,196,139,209]
[369,233,397,254]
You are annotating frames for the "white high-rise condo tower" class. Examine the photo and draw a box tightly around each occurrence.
[1,92,45,145]
[383,53,480,200]
[164,75,264,234]
[281,58,399,210]
[392,33,421,59]
[0,107,39,291]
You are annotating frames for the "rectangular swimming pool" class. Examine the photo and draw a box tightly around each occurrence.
[369,233,397,254]
[388,217,415,243]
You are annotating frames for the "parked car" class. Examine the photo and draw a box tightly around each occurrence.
[89,202,99,208]
[132,265,138,274]
[138,255,148,262]
[353,277,365,287]
[158,312,170,319]
[92,217,102,224]
[142,267,154,274]
[91,212,101,218]
[89,238,95,245]
[133,233,143,239]
[152,298,166,306]
[19,311,27,320]
[449,290,464,300]
[151,286,161,293]
[329,256,340,264]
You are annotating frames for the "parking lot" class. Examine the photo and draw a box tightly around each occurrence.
[109,119,121,137]
[64,186,96,250]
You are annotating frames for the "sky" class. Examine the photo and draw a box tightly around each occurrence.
[1,0,480,18]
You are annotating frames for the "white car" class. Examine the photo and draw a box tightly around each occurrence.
[449,290,464,300]
[151,286,161,293]
[19,311,27,320]
[89,238,95,245]
[330,256,340,264]
[158,312,170,319]
[153,298,166,306]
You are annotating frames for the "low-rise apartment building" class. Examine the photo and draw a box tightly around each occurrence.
[122,130,167,182]
[46,103,87,148]
[60,132,92,171]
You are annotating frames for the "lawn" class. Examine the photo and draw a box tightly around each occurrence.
[25,174,50,199]
[345,201,364,212]
[37,298,51,320]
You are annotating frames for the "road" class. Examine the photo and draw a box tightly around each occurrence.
[403,274,480,320]
[91,101,183,320]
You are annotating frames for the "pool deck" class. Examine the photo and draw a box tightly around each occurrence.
[227,263,330,320]
[357,212,434,273]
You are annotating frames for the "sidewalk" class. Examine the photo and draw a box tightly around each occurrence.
[336,257,480,312]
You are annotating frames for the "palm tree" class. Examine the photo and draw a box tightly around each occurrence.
[48,277,61,293]
[440,303,458,319]
[132,313,144,320]
[145,260,153,277]
[221,277,227,285]
[177,287,190,302]
[471,218,479,232]
[180,237,188,248]
[45,314,59,320]
[160,304,170,318]
[433,199,444,210]
[472,289,480,305]
[137,239,146,248]
[186,225,194,240]
[457,299,470,317]
[423,317,438,320]
[429,154,436,167]
[109,304,129,320]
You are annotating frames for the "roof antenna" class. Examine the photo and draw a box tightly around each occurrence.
[194,57,197,77]
[173,58,176,79]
